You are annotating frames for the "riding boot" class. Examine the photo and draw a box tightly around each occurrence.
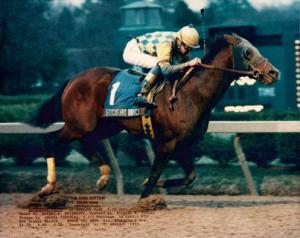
[134,80,157,107]
[134,69,158,108]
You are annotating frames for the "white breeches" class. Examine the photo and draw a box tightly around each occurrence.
[123,39,159,69]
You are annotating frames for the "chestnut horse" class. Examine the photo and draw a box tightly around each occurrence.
[29,34,279,199]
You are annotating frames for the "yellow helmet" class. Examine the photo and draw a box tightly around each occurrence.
[177,25,200,49]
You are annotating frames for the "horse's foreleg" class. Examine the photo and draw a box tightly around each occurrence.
[157,141,197,188]
[140,140,176,199]
[158,169,197,188]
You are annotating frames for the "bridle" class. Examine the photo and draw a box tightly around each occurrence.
[198,45,269,81]
[248,57,269,79]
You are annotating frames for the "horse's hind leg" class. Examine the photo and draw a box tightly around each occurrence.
[95,149,111,191]
[40,125,84,195]
[80,134,111,191]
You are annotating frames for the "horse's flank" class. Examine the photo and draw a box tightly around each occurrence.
[61,67,120,137]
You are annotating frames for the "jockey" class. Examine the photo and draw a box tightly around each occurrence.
[123,25,202,107]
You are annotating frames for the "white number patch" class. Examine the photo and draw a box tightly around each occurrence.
[109,82,121,105]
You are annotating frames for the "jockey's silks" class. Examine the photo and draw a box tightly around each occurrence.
[136,31,189,66]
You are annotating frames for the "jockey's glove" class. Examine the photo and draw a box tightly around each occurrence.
[185,57,202,67]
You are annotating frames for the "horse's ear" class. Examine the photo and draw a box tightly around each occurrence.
[224,34,241,45]
[232,33,242,39]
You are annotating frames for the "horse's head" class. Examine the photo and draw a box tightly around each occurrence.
[224,33,279,85]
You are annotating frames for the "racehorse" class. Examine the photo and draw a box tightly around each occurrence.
[29,34,279,199]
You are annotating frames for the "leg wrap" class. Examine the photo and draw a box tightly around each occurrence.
[99,165,110,176]
[47,157,56,184]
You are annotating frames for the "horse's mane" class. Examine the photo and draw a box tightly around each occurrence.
[202,35,229,64]
[192,35,229,74]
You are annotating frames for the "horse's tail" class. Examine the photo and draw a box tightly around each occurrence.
[28,80,70,128]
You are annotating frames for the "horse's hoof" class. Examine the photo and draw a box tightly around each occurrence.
[39,183,55,197]
[156,180,165,187]
[136,195,167,212]
[143,178,164,187]
[96,175,109,191]
[143,178,149,186]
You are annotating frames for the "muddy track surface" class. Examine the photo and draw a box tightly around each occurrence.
[1,194,299,238]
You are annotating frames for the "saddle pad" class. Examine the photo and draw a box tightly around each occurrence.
[104,69,145,117]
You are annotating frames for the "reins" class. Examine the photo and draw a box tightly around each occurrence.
[198,62,262,78]
[176,57,268,92]
[168,55,269,110]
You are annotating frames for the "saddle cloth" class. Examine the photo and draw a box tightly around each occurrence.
[104,69,145,117]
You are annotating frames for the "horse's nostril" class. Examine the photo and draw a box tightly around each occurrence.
[269,70,279,78]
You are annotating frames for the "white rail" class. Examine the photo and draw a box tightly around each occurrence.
[0,121,299,134]
[0,121,299,196]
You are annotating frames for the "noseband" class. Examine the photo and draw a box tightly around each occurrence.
[249,57,269,79]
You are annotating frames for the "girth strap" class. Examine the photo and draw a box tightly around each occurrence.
[141,114,155,139]
[141,90,156,139]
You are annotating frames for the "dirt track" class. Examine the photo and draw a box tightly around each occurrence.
[0,194,299,238]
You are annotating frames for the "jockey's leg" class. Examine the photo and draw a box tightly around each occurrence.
[123,38,158,68]
[135,65,161,107]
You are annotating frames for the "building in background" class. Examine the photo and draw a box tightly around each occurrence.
[114,0,165,66]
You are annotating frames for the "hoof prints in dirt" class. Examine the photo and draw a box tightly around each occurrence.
[18,183,68,209]
[168,200,300,208]
[133,195,168,212]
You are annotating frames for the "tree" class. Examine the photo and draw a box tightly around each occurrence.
[57,7,76,46]
[0,0,67,94]
[174,1,201,27]
[254,4,299,23]
[205,0,257,25]
[77,0,122,48]
[240,133,277,167]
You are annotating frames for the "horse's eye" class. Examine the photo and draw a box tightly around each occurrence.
[243,49,253,60]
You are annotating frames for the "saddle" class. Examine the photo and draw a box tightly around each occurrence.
[104,69,169,117]
[103,68,193,139]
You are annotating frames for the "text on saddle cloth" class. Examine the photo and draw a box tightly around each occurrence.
[103,68,169,117]
[104,69,145,117]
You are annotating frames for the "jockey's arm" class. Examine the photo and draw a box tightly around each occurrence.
[159,61,188,76]
[156,42,201,76]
